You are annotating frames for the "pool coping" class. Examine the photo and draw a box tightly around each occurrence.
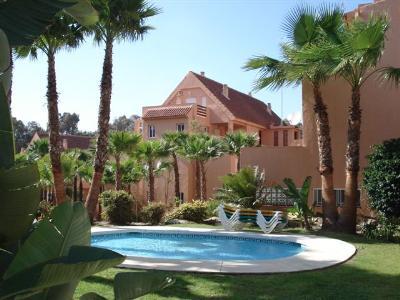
[91,226,356,274]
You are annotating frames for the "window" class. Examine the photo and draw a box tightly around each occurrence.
[185,97,196,104]
[283,130,288,146]
[148,125,156,138]
[177,123,185,132]
[294,131,299,140]
[273,131,279,146]
[313,188,361,207]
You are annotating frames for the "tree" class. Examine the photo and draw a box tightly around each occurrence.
[162,131,188,199]
[224,131,257,171]
[26,138,49,160]
[85,0,160,221]
[110,114,140,131]
[136,140,169,202]
[12,118,45,152]
[327,16,400,233]
[108,131,141,190]
[59,112,80,134]
[15,14,85,204]
[181,134,226,200]
[244,5,343,229]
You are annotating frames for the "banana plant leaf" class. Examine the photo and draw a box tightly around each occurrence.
[79,271,175,300]
[0,246,125,300]
[0,29,11,95]
[0,0,97,46]
[0,163,40,249]
[4,201,91,279]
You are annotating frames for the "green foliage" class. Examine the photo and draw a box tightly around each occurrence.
[36,200,54,220]
[276,177,313,230]
[140,203,166,225]
[205,199,221,218]
[166,200,208,223]
[224,131,258,156]
[181,133,226,162]
[215,166,267,209]
[363,138,400,220]
[100,190,134,225]
[109,131,141,157]
[26,138,49,160]
[361,216,399,242]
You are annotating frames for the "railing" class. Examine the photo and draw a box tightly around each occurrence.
[196,105,207,117]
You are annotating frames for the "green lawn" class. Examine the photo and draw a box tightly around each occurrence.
[75,227,400,299]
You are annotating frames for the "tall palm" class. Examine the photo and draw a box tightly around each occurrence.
[326,16,400,233]
[15,14,85,204]
[244,5,342,229]
[136,140,169,202]
[162,131,188,199]
[181,134,226,200]
[108,131,141,190]
[224,131,257,171]
[85,0,160,220]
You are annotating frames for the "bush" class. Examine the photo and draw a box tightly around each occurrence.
[361,216,399,242]
[140,203,166,225]
[205,199,221,218]
[36,200,54,220]
[100,190,134,225]
[215,166,266,209]
[363,138,400,220]
[166,200,207,223]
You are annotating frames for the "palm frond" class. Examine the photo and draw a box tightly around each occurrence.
[378,67,400,87]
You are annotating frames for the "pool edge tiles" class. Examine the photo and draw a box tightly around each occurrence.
[91,226,357,274]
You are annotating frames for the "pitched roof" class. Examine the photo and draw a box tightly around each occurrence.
[37,133,93,149]
[143,105,192,119]
[191,72,281,127]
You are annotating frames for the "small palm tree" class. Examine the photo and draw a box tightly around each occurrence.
[136,140,169,202]
[244,5,342,229]
[85,0,160,220]
[224,131,257,171]
[181,134,226,200]
[108,131,141,190]
[276,177,313,230]
[26,138,49,160]
[162,131,188,199]
[16,14,85,204]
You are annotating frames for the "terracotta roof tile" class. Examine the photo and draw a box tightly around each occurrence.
[143,105,192,119]
[192,72,281,127]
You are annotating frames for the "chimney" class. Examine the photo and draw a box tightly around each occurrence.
[222,84,229,99]
[267,103,272,113]
[248,91,252,97]
[200,71,205,76]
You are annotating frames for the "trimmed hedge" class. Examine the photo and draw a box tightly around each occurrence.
[166,200,207,223]
[363,138,400,220]
[140,203,166,225]
[100,190,134,225]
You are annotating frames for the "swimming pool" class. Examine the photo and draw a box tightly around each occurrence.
[91,232,303,261]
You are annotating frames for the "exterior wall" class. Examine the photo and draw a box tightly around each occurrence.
[142,117,189,140]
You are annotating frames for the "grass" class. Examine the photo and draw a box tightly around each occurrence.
[75,226,400,299]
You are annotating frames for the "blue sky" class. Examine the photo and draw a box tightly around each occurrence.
[11,0,368,131]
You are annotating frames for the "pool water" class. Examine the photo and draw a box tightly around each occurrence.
[91,232,303,261]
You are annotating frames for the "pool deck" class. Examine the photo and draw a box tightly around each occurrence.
[91,226,356,274]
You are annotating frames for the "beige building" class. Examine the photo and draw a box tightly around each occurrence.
[136,0,400,217]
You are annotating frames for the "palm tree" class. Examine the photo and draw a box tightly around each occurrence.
[85,0,160,221]
[108,131,141,190]
[224,131,257,171]
[26,138,49,160]
[244,5,343,229]
[181,134,226,200]
[15,14,85,204]
[325,16,400,233]
[162,131,188,199]
[136,140,169,202]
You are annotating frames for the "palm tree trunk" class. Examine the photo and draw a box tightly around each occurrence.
[172,153,180,199]
[79,177,83,202]
[47,50,65,204]
[340,86,361,234]
[115,155,122,190]
[85,36,113,222]
[199,161,207,200]
[195,160,201,199]
[313,84,337,229]
[148,161,155,202]
[73,175,78,202]
[237,153,241,172]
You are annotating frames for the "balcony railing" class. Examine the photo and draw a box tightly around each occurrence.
[196,105,207,118]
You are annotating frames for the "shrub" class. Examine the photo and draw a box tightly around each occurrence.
[363,138,400,220]
[100,190,134,225]
[36,200,54,220]
[215,166,266,209]
[166,200,207,223]
[140,203,166,225]
[205,199,221,218]
[361,216,399,242]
